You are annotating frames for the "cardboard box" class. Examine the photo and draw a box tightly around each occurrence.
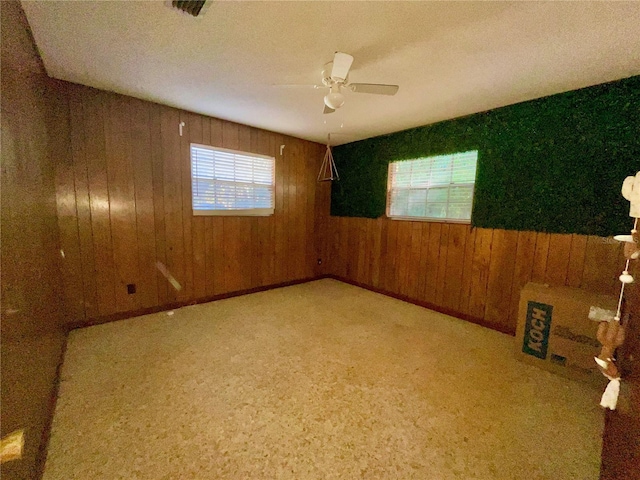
[515,282,617,387]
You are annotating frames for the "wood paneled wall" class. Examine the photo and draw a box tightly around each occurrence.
[1,2,68,479]
[319,217,625,335]
[56,84,328,323]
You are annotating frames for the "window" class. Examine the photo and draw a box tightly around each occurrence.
[386,150,478,222]
[190,144,275,216]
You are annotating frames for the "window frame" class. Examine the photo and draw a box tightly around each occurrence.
[385,151,478,224]
[190,143,276,217]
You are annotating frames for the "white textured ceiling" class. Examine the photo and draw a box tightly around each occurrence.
[22,1,640,146]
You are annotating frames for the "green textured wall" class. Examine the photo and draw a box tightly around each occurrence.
[331,75,640,236]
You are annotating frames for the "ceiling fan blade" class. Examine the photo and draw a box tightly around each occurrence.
[350,83,399,95]
[331,52,354,81]
[323,105,335,114]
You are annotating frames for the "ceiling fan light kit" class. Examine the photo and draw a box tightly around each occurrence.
[324,85,345,110]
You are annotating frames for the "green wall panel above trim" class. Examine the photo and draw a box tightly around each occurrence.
[331,75,640,236]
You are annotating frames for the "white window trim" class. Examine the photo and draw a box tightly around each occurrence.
[386,151,477,223]
[387,215,474,224]
[193,208,274,217]
[191,144,274,161]
[190,143,275,217]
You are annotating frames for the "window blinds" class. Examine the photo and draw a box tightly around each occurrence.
[190,144,275,216]
[387,150,478,221]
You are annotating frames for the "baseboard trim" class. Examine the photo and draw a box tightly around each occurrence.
[67,274,514,337]
[66,276,329,331]
[327,274,516,336]
[35,331,69,480]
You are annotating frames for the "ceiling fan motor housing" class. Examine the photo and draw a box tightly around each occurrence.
[322,62,348,87]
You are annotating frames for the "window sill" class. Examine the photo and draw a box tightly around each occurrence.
[193,208,274,217]
[386,215,471,224]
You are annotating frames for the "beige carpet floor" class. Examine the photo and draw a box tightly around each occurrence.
[43,279,604,479]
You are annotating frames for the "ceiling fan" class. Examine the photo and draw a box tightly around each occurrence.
[300,52,400,114]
